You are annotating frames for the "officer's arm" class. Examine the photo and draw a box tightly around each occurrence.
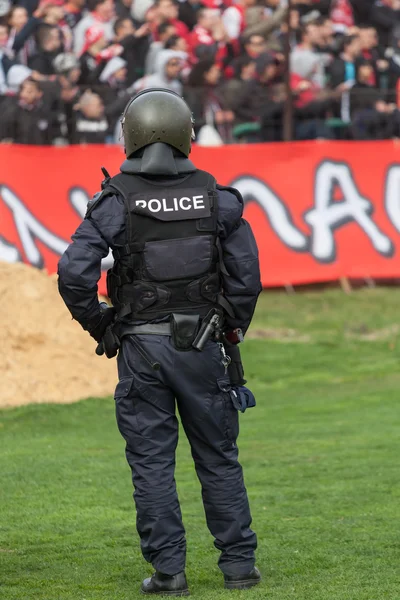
[218,189,262,335]
[57,193,125,331]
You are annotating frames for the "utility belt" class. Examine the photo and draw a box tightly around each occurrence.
[122,310,246,390]
[98,307,243,384]
[122,309,224,352]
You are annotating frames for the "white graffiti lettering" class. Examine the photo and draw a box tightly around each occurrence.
[2,158,400,276]
[69,187,91,218]
[230,176,309,251]
[304,161,393,262]
[0,185,113,270]
[0,185,69,268]
[0,235,20,263]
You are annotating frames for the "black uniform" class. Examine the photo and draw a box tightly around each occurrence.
[58,157,262,577]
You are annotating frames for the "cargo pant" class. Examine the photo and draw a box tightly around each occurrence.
[114,334,257,576]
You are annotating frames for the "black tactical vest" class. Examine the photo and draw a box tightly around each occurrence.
[104,169,230,321]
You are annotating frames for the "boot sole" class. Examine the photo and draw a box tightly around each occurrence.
[224,578,261,590]
[141,589,190,597]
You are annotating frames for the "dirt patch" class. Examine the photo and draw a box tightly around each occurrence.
[246,328,311,343]
[0,262,117,408]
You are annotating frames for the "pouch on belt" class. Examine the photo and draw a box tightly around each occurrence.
[171,313,200,350]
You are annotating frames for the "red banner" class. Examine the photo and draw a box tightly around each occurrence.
[2,141,400,292]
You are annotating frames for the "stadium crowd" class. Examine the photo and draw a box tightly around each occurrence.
[1,0,400,144]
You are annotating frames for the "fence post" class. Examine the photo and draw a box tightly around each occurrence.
[283,0,293,142]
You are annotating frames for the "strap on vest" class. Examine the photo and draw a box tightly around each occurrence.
[108,268,134,287]
[217,294,235,318]
[113,242,145,260]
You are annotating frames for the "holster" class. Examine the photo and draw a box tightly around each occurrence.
[223,340,246,386]
[171,313,200,351]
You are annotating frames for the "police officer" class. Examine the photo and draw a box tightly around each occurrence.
[58,88,262,596]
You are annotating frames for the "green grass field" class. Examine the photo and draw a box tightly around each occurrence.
[1,289,400,599]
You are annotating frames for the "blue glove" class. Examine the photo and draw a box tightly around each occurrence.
[230,386,256,413]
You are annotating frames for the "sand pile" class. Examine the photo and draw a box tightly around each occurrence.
[0,262,117,408]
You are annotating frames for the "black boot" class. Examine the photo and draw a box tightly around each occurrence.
[141,571,189,596]
[224,567,261,590]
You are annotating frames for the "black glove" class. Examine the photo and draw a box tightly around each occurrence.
[96,326,120,359]
[88,303,116,343]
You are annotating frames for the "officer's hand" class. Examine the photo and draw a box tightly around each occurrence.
[89,305,116,343]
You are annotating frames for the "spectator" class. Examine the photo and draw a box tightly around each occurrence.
[243,0,287,43]
[189,7,228,64]
[183,58,234,142]
[290,22,329,88]
[38,1,73,52]
[291,52,337,139]
[8,6,29,37]
[132,48,186,94]
[145,21,176,75]
[41,1,65,27]
[349,59,383,117]
[64,0,84,29]
[358,23,391,88]
[113,18,150,83]
[0,22,9,50]
[222,0,256,43]
[0,77,57,143]
[115,0,133,20]
[78,25,122,85]
[6,63,32,94]
[327,34,361,88]
[359,24,379,65]
[352,87,399,139]
[98,56,127,132]
[72,90,109,143]
[29,23,62,74]
[233,52,280,125]
[177,0,200,31]
[350,0,376,24]
[277,9,301,52]
[73,0,115,56]
[53,51,81,141]
[7,5,33,62]
[130,0,153,23]
[243,34,268,59]
[99,54,127,102]
[260,81,287,142]
[220,54,256,116]
[386,23,400,101]
[165,34,188,53]
[317,16,335,52]
[152,0,190,44]
[370,0,400,49]
[330,0,355,33]
[0,24,13,95]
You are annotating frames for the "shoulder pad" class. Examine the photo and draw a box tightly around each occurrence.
[216,184,244,207]
[85,189,113,219]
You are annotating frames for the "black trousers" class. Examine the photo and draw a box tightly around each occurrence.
[114,334,257,576]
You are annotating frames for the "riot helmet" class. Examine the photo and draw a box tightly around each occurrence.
[121,88,194,159]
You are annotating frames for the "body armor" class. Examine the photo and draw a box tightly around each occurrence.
[102,169,231,322]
